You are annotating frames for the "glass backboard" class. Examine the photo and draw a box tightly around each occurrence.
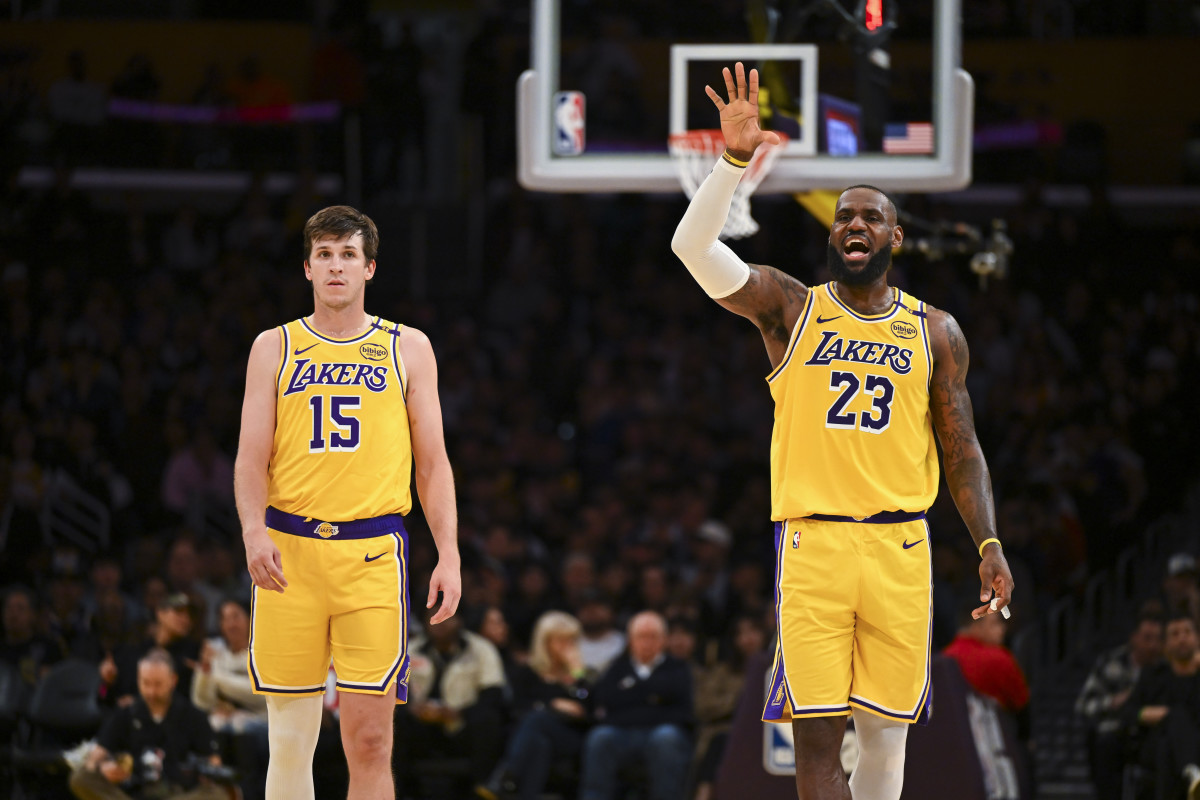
[517,0,973,193]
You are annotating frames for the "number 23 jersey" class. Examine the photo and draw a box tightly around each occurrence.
[267,316,413,521]
[767,283,939,521]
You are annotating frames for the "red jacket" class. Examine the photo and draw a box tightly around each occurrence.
[943,634,1030,712]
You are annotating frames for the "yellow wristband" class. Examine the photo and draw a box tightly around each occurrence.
[722,150,750,168]
[978,538,1001,558]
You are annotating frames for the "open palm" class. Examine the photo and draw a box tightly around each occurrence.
[704,62,781,159]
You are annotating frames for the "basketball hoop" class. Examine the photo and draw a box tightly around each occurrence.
[668,129,789,240]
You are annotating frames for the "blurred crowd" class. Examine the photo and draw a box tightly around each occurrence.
[1,2,1199,799]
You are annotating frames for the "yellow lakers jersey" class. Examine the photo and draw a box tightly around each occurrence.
[767,283,938,521]
[267,316,413,521]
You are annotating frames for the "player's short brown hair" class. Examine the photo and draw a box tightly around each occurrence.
[303,205,379,262]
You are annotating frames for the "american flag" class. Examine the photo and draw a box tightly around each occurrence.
[882,122,934,154]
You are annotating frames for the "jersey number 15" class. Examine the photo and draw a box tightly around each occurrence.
[309,395,361,452]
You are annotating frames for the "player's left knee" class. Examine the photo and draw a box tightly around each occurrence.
[853,713,908,763]
[344,723,393,762]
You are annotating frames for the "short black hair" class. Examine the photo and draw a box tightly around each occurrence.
[1166,611,1196,631]
[220,596,251,618]
[839,184,899,223]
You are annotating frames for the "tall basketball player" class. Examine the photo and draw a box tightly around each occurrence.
[671,64,1014,800]
[234,206,461,800]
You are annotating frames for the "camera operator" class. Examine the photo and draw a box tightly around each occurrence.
[69,648,226,800]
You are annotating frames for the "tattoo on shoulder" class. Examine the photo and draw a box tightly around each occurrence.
[744,265,806,344]
[941,314,968,376]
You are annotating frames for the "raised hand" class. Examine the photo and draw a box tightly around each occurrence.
[704,62,781,162]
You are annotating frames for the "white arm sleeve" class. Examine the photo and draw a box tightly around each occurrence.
[670,157,752,299]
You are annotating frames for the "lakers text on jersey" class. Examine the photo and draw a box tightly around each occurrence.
[268,316,413,521]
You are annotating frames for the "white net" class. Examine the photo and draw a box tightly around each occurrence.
[668,129,789,240]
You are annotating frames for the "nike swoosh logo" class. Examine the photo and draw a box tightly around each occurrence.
[902,539,925,550]
[816,315,842,324]
[364,552,387,563]
[294,343,319,355]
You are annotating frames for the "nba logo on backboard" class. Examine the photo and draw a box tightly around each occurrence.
[553,91,585,156]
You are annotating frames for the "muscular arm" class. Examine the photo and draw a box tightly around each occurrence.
[671,157,809,368]
[399,326,461,623]
[928,308,1013,615]
[720,264,809,367]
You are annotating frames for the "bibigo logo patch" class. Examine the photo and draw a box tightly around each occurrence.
[890,320,918,339]
[360,343,388,361]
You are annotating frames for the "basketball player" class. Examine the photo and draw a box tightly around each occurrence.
[671,63,1014,800]
[234,205,461,800]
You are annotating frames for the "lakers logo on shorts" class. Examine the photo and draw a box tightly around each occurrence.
[773,682,787,705]
[314,522,340,538]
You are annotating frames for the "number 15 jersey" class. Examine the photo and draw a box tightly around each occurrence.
[267,316,413,522]
[767,283,938,521]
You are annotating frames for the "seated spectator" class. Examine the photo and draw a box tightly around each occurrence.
[396,609,507,793]
[1162,552,1200,619]
[472,603,519,684]
[1,584,65,691]
[561,551,599,611]
[164,538,223,634]
[72,588,139,664]
[478,610,592,800]
[104,593,200,707]
[578,610,693,800]
[69,648,225,800]
[1122,613,1200,798]
[577,591,625,676]
[1075,607,1164,800]
[692,612,768,800]
[46,553,91,650]
[505,562,560,646]
[680,519,734,638]
[190,598,266,800]
[943,594,1031,716]
[666,615,699,665]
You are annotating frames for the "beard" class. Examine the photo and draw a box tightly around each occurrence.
[826,242,892,287]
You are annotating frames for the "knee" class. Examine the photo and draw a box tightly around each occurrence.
[514,714,553,750]
[793,717,848,765]
[647,724,690,757]
[584,725,622,756]
[343,722,393,764]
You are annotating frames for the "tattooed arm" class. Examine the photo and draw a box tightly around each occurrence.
[928,307,1014,618]
[715,265,809,368]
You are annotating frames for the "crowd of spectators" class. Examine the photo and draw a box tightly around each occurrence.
[1,3,1199,800]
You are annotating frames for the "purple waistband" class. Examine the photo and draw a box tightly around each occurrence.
[805,510,926,524]
[265,506,406,539]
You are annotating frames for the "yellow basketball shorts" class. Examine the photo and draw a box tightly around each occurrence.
[248,506,411,702]
[763,511,932,725]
